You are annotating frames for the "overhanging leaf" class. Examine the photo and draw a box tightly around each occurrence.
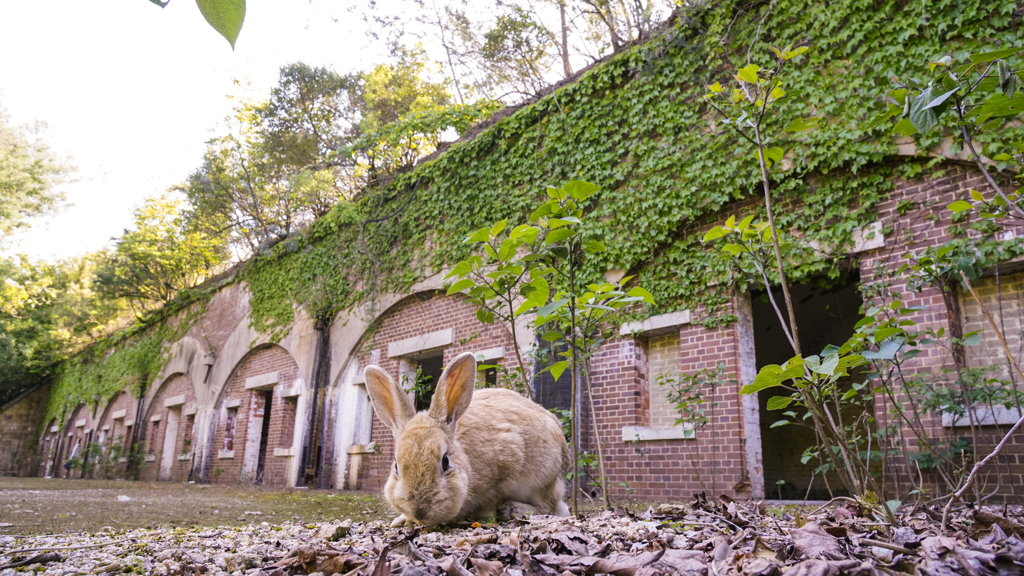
[969,47,1024,64]
[196,0,246,49]
[766,396,794,410]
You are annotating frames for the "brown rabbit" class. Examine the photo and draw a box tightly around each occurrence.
[363,352,570,527]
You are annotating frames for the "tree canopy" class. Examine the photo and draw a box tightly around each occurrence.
[0,109,71,242]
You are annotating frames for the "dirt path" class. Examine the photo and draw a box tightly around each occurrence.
[0,477,389,534]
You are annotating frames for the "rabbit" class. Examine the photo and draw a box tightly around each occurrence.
[363,351,571,528]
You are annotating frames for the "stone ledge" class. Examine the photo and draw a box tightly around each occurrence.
[273,447,296,457]
[474,346,506,363]
[74,419,86,428]
[101,425,110,431]
[619,311,692,336]
[224,398,242,409]
[279,387,302,399]
[245,372,279,390]
[348,443,378,455]
[218,450,235,459]
[182,406,198,416]
[164,394,186,408]
[388,328,454,358]
[145,454,156,462]
[111,409,127,420]
[50,425,59,433]
[150,414,162,423]
[622,425,695,442]
[178,453,192,461]
[943,405,1023,428]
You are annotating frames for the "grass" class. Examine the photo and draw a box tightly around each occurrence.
[0,477,391,535]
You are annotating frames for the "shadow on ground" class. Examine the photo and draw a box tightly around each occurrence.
[0,477,389,535]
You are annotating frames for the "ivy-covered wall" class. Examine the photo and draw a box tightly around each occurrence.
[33,0,1022,434]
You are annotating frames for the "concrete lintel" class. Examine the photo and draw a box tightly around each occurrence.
[474,346,506,363]
[150,414,163,423]
[388,328,454,358]
[943,405,1023,428]
[273,447,296,457]
[352,372,366,385]
[145,455,157,462]
[164,394,186,408]
[622,425,694,442]
[111,409,127,420]
[74,419,86,428]
[218,450,235,459]
[178,453,192,461]
[850,221,885,253]
[245,371,280,390]
[225,398,242,409]
[619,311,692,336]
[50,425,59,433]
[101,425,110,431]
[182,406,198,416]
[348,443,378,455]
[279,387,302,399]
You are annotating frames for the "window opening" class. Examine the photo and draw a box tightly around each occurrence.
[223,407,238,452]
[412,354,444,411]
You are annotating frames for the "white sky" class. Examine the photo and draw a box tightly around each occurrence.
[1,0,389,260]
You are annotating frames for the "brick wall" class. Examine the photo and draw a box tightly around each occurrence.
[353,291,517,491]
[0,383,49,476]
[209,344,300,487]
[91,391,137,479]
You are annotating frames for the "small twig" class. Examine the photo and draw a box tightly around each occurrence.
[858,538,917,556]
[806,496,861,517]
[5,538,131,554]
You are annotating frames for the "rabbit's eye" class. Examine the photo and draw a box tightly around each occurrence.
[394,462,400,478]
[441,454,450,472]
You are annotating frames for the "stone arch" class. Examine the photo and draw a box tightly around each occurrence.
[92,391,137,478]
[327,278,522,491]
[37,418,60,477]
[58,403,90,479]
[208,343,303,487]
[138,372,200,482]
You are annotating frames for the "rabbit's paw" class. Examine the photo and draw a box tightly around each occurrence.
[390,514,414,528]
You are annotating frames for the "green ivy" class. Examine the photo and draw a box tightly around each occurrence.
[47,0,1024,409]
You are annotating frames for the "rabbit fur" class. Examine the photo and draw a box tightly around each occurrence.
[363,351,571,527]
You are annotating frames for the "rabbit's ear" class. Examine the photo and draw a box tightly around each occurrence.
[429,352,477,427]
[364,366,415,436]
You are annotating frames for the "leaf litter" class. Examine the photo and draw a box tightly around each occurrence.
[3,493,1024,576]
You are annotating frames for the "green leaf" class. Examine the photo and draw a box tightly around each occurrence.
[583,240,606,253]
[626,287,655,305]
[948,200,973,212]
[549,360,570,381]
[969,47,1024,64]
[446,278,476,295]
[766,396,793,410]
[476,308,494,325]
[784,117,820,132]
[489,219,507,237]
[738,64,760,83]
[908,86,951,134]
[527,277,550,307]
[537,298,568,318]
[893,117,917,136]
[545,228,576,246]
[970,189,985,201]
[564,180,598,201]
[196,0,246,49]
[541,330,562,342]
[765,147,784,163]
[466,227,490,243]
[703,226,728,243]
[770,420,791,428]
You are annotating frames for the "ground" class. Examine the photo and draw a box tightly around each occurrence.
[3,478,1024,575]
[0,478,387,534]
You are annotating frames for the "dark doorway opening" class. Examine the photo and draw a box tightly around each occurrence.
[752,279,865,500]
[414,354,445,411]
[255,390,273,485]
